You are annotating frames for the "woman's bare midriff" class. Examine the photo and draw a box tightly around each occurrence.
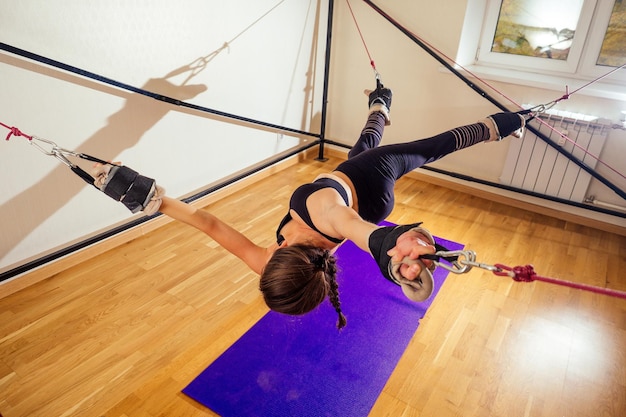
[331,170,359,213]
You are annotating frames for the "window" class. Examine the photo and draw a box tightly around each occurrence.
[486,0,589,70]
[581,0,626,75]
[461,0,626,99]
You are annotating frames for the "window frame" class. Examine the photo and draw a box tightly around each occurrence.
[578,0,625,78]
[477,0,596,75]
[459,0,626,100]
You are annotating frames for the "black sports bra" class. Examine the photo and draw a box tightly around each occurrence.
[276,177,350,245]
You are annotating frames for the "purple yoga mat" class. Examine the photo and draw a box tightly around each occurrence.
[183,231,463,417]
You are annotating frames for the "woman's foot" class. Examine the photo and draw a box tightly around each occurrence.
[364,85,393,125]
[481,112,526,141]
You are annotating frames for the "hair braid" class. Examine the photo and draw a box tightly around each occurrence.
[310,250,346,329]
[327,272,347,329]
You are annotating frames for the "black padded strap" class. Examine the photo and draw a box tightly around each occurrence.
[102,166,138,201]
[120,175,154,213]
[368,222,423,285]
[488,112,523,138]
[100,165,156,213]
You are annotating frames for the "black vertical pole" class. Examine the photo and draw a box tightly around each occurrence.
[316,0,335,161]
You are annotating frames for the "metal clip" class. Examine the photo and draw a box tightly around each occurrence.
[432,250,477,274]
[529,104,546,115]
[374,69,383,88]
[459,259,511,275]
[432,250,512,276]
[29,136,78,168]
[525,100,560,120]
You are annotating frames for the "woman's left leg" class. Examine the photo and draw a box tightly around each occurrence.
[336,112,524,223]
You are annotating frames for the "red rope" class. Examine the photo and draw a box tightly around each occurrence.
[494,263,626,300]
[567,63,626,97]
[345,0,377,72]
[1,121,32,141]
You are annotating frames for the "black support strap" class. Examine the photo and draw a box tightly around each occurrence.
[368,222,423,285]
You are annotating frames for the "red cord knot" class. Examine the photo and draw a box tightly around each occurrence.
[6,127,21,141]
[557,86,570,102]
[3,126,32,141]
[511,265,536,282]
[493,264,537,282]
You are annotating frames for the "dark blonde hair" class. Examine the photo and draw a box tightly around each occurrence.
[259,244,347,329]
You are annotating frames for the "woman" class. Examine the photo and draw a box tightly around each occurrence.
[94,85,525,329]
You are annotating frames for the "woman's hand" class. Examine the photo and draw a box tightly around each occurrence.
[91,161,163,215]
[91,161,120,189]
[386,230,435,280]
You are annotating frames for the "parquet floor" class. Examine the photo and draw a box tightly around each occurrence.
[1,154,625,416]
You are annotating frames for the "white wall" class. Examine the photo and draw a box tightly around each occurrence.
[1,0,624,278]
[326,0,625,228]
[0,0,328,273]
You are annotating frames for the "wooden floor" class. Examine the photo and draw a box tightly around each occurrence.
[1,154,625,417]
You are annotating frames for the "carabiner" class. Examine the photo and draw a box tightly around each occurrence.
[29,136,58,156]
[460,259,513,276]
[29,136,77,168]
[431,250,477,274]
[523,99,560,120]
[431,249,516,277]
[528,104,546,115]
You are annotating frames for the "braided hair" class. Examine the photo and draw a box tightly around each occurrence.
[259,244,347,329]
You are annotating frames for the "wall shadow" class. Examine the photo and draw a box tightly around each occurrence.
[0,59,208,263]
[0,0,326,270]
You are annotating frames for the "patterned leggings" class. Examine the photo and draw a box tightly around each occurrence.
[335,112,490,224]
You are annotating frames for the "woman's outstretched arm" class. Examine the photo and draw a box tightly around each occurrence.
[92,162,274,274]
[325,204,435,280]
[159,196,274,275]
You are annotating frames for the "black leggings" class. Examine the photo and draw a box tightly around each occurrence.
[335,112,490,224]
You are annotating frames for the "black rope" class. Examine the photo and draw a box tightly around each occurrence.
[0,42,319,140]
[0,16,333,281]
[316,0,335,162]
[322,139,625,218]
[0,141,320,282]
[361,1,508,112]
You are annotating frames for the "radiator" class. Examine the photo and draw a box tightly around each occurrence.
[499,111,609,203]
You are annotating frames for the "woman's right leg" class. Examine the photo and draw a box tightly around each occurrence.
[348,111,387,158]
[348,84,392,158]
